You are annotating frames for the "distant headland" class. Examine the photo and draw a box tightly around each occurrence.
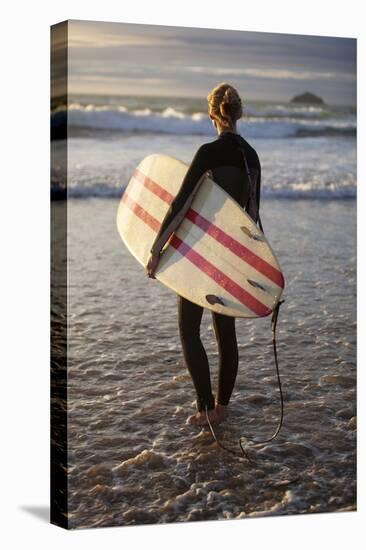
[290,92,324,104]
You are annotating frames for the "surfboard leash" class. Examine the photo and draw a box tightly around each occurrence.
[204,404,253,463]
[239,298,285,448]
[204,298,285,462]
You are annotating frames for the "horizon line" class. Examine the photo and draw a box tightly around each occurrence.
[65,91,355,108]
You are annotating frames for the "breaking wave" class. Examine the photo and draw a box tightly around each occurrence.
[52,103,356,139]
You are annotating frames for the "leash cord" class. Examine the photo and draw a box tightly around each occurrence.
[204,299,285,461]
[204,404,253,462]
[239,299,285,447]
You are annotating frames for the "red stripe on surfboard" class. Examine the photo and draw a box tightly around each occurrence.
[186,209,285,289]
[121,190,271,317]
[121,190,160,232]
[133,168,284,289]
[133,168,174,203]
[170,235,271,317]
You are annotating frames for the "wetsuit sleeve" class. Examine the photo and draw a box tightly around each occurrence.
[151,144,211,254]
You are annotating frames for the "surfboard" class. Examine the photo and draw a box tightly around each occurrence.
[116,154,285,318]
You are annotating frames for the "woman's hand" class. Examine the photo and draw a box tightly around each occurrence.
[145,251,160,279]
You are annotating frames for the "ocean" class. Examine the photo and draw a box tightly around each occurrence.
[52,94,356,528]
[52,94,356,199]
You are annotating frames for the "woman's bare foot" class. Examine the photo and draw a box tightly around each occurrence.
[186,407,218,427]
[215,403,228,423]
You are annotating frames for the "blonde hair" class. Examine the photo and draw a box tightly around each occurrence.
[207,83,243,127]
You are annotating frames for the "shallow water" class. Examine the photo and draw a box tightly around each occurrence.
[65,197,356,529]
[61,133,356,199]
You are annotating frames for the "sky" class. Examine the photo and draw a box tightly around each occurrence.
[65,19,356,106]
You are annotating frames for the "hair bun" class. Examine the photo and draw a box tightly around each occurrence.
[223,88,241,106]
[207,82,243,125]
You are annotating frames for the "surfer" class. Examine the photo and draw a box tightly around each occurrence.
[146,83,262,427]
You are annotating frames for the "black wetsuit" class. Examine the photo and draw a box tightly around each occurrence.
[154,131,262,412]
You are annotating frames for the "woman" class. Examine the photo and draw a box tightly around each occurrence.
[146,83,262,427]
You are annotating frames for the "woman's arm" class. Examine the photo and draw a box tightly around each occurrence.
[150,144,210,256]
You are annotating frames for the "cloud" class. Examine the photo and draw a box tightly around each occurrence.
[68,61,355,83]
[183,66,355,82]
[68,20,189,49]
[65,20,356,104]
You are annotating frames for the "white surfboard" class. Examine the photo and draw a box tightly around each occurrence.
[116,154,285,318]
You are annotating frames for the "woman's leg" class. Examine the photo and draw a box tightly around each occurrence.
[211,311,239,408]
[177,295,215,413]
